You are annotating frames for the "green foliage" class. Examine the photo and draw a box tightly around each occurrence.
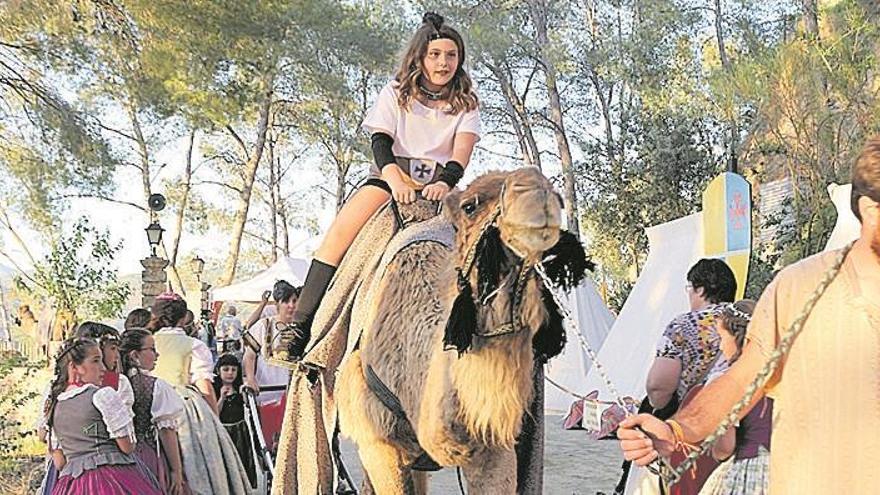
[14,218,130,321]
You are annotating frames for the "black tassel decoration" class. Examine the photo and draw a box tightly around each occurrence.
[444,271,478,355]
[474,226,505,300]
[533,288,566,363]
[541,230,594,291]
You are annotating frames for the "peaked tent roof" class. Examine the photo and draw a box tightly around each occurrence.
[825,183,860,250]
[211,257,310,303]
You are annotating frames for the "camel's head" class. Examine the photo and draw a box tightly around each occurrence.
[442,167,591,357]
[444,167,562,260]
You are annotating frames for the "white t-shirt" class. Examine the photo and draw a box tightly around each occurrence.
[362,81,481,165]
[246,317,292,405]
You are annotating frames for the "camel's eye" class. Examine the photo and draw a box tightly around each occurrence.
[460,199,478,217]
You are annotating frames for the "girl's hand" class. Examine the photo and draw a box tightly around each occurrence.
[422,182,451,201]
[220,384,233,398]
[169,470,187,495]
[382,164,417,204]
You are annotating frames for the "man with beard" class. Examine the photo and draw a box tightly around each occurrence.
[618,135,880,494]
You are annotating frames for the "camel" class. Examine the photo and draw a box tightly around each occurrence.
[336,167,589,494]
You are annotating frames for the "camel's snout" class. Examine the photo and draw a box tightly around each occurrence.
[499,169,562,256]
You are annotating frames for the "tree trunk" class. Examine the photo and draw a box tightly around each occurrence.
[527,0,580,238]
[127,100,152,221]
[268,133,279,264]
[801,0,819,37]
[167,129,196,294]
[219,74,274,285]
[276,156,290,256]
[713,0,739,173]
[485,60,542,170]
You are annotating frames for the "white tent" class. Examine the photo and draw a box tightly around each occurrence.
[544,279,616,413]
[211,257,310,302]
[825,183,861,250]
[580,213,704,402]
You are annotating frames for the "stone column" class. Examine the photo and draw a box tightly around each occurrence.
[141,255,169,309]
[199,282,212,312]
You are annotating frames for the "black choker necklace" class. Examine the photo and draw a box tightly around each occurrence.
[418,84,444,101]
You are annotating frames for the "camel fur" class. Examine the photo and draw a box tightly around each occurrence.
[336,168,568,494]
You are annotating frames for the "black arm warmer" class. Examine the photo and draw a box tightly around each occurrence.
[439,160,465,188]
[370,132,396,171]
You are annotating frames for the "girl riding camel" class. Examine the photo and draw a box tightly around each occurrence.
[274,12,481,365]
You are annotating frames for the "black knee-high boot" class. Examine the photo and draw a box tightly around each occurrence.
[274,259,337,363]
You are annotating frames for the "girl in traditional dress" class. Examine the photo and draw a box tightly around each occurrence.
[272,11,481,364]
[38,323,134,494]
[120,328,189,494]
[700,300,772,495]
[213,353,257,487]
[148,294,253,495]
[46,337,161,495]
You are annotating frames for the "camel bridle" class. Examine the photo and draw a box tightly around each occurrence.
[454,182,546,339]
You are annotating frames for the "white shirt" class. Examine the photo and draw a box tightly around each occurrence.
[140,372,185,430]
[245,317,291,405]
[362,81,481,165]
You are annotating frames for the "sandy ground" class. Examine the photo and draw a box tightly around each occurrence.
[339,415,624,494]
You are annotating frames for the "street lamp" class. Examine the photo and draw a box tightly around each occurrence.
[191,255,205,282]
[145,222,165,256]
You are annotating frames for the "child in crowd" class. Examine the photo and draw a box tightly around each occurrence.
[120,328,189,495]
[700,300,772,495]
[37,322,133,495]
[214,353,256,487]
[46,337,161,494]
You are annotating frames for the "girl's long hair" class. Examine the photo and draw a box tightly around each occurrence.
[45,337,100,429]
[393,12,478,115]
[119,328,152,376]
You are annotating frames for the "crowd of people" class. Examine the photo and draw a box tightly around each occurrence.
[35,280,302,495]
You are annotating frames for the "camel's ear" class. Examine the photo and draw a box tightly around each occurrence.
[444,270,477,356]
[533,287,566,363]
[541,230,594,292]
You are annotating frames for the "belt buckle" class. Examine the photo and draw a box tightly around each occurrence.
[409,159,436,185]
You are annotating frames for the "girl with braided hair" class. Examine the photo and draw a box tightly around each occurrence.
[74,322,132,403]
[119,328,189,495]
[149,293,254,494]
[273,11,481,365]
[45,337,161,494]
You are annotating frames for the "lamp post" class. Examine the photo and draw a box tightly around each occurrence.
[145,222,165,256]
[141,220,169,309]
